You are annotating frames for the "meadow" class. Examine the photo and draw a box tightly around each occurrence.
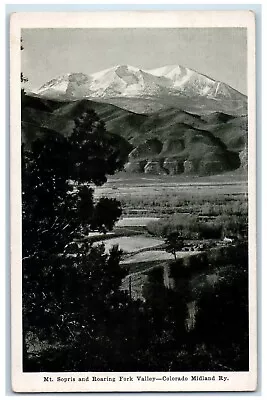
[94,172,248,240]
[94,171,248,218]
[92,171,248,301]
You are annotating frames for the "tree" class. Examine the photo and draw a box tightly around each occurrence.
[91,197,122,234]
[22,107,130,371]
[164,232,184,261]
[22,108,126,255]
[192,258,249,371]
[69,109,126,185]
[20,38,28,83]
[21,37,28,107]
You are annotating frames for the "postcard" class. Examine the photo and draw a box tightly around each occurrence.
[10,10,256,392]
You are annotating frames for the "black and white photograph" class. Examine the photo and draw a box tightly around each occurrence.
[10,11,257,392]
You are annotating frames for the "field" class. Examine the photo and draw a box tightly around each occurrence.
[93,235,163,254]
[121,249,200,264]
[94,171,248,217]
[92,171,248,300]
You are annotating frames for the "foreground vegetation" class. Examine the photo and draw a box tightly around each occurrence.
[25,242,248,372]
[22,97,249,372]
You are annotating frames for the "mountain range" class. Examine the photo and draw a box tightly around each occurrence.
[32,64,247,116]
[23,64,248,176]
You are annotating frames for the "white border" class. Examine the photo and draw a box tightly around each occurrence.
[10,10,257,393]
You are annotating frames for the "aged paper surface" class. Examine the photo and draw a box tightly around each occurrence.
[10,11,256,392]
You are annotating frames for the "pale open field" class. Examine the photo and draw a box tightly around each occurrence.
[95,175,247,199]
[94,172,248,219]
[121,249,200,264]
[94,234,163,254]
[116,217,160,227]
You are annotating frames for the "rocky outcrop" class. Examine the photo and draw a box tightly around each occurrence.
[163,158,184,175]
[161,139,185,155]
[124,160,147,173]
[129,138,163,159]
[183,160,196,174]
[198,160,225,175]
[144,161,167,175]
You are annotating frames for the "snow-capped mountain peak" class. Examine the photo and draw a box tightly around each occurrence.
[147,64,192,78]
[91,64,140,79]
[34,64,246,103]
[36,72,92,98]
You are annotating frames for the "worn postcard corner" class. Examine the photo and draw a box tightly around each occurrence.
[10,10,257,393]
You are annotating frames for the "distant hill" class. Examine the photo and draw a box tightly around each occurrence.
[22,93,248,176]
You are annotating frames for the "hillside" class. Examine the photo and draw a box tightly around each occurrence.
[22,94,248,176]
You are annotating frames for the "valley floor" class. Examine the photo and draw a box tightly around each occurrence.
[92,172,248,301]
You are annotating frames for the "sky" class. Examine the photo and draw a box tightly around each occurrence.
[22,28,247,94]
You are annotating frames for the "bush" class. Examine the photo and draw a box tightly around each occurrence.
[147,214,198,238]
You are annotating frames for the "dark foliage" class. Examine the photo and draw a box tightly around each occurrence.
[140,245,249,371]
[164,232,184,260]
[22,107,129,371]
[69,110,126,185]
[91,198,122,234]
